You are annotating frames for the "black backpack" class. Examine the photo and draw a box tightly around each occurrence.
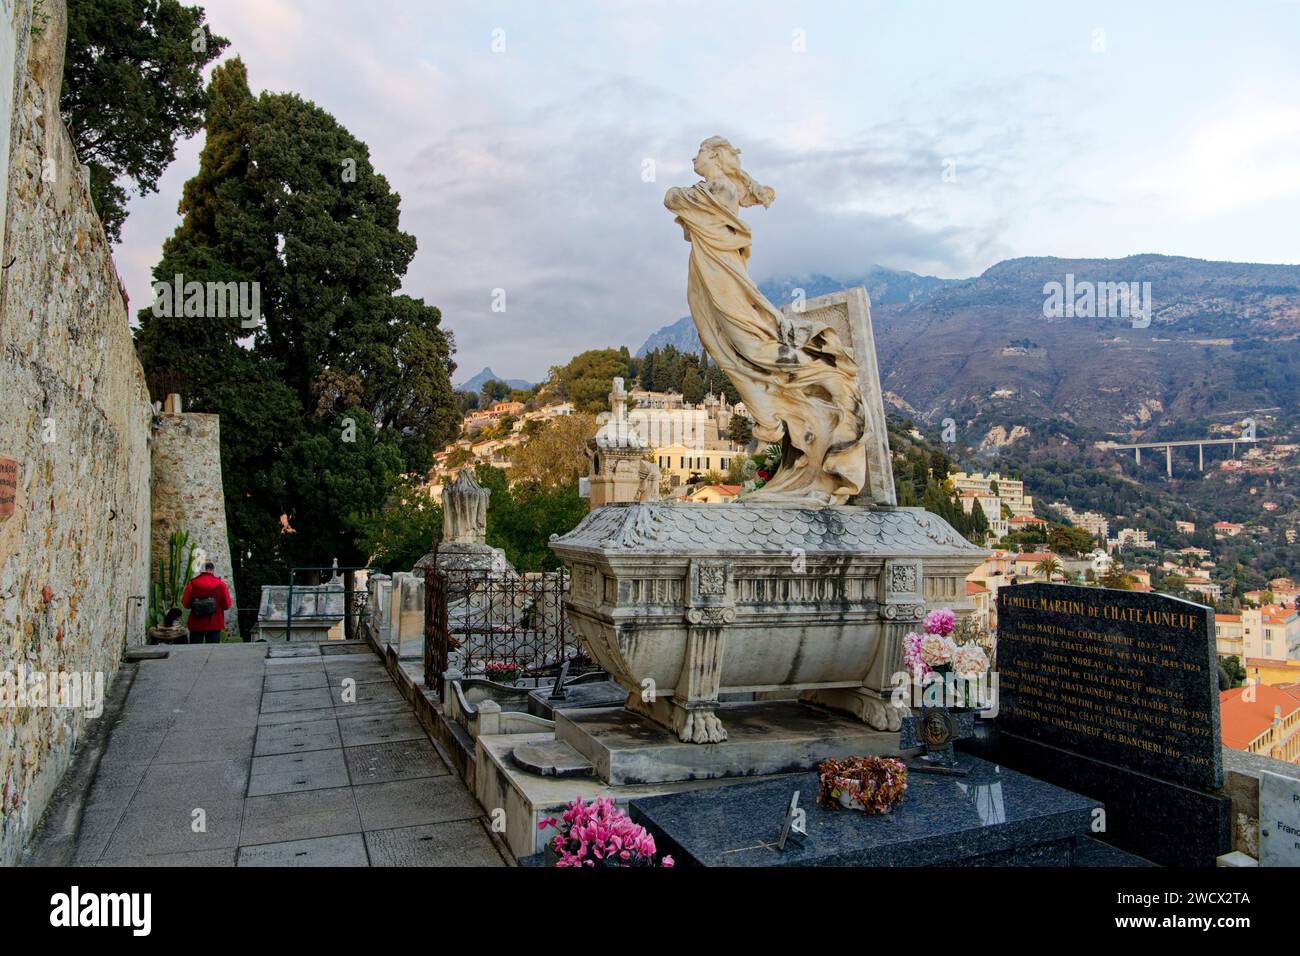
[190,579,219,617]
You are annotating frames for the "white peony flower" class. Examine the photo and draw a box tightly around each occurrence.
[919,634,956,668]
[953,643,990,679]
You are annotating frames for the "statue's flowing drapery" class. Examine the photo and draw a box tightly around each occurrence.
[665,182,868,504]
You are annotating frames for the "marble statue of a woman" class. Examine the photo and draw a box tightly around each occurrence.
[665,137,869,506]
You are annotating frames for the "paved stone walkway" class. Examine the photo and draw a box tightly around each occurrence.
[72,642,504,866]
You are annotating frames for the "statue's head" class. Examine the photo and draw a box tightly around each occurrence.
[693,136,736,180]
[693,136,775,208]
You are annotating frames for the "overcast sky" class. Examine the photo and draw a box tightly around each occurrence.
[114,0,1300,384]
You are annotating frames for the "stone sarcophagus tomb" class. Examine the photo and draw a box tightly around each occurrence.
[551,504,985,743]
[550,136,986,748]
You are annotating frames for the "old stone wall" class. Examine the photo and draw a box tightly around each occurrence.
[0,0,153,864]
[151,411,238,632]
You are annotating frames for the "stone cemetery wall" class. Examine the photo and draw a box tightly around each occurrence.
[151,412,237,632]
[0,0,21,256]
[0,0,153,864]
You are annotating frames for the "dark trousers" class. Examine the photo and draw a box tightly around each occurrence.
[187,630,223,645]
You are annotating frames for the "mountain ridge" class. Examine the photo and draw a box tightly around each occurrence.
[633,254,1300,448]
[456,366,532,393]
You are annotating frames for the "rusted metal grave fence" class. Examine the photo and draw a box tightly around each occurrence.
[423,565,588,699]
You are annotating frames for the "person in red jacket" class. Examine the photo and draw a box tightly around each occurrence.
[181,561,233,644]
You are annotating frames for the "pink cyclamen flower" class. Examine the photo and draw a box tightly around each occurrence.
[548,796,672,866]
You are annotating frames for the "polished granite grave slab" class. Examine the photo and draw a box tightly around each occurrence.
[627,753,1101,867]
[962,731,1230,867]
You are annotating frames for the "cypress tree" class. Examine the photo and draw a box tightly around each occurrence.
[134,58,459,627]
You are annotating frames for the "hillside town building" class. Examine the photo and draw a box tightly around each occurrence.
[1052,502,1110,539]
[1215,605,1300,660]
[1219,683,1300,764]
[950,471,1035,517]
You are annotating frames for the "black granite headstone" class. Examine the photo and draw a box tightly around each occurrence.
[996,582,1222,789]
[981,583,1231,866]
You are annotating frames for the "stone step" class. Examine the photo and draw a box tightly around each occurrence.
[510,739,594,778]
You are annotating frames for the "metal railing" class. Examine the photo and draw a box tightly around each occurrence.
[423,560,587,698]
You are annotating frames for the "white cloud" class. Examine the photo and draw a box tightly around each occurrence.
[112,0,1300,381]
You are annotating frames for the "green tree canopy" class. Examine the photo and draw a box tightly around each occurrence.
[62,0,229,241]
[354,475,442,574]
[727,414,753,446]
[134,59,458,625]
[475,466,586,571]
[681,366,704,405]
[1048,523,1095,556]
[552,349,631,413]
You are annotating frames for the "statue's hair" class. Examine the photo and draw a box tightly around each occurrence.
[700,136,775,208]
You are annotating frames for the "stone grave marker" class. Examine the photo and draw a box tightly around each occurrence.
[997,581,1222,789]
[1259,770,1300,867]
[989,582,1231,866]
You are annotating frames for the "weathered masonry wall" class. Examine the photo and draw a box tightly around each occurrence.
[152,410,237,632]
[0,0,153,864]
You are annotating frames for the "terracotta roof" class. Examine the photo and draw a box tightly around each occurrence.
[1219,684,1300,750]
[688,484,741,496]
[1245,657,1300,669]
[1016,552,1058,562]
[1277,683,1300,703]
[1260,604,1298,624]
[966,582,988,595]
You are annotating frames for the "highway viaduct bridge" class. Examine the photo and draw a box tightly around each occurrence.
[1097,437,1259,477]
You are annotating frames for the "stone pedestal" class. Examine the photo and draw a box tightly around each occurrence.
[413,541,512,577]
[549,503,987,744]
[584,376,659,508]
[412,466,514,581]
[554,701,897,786]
